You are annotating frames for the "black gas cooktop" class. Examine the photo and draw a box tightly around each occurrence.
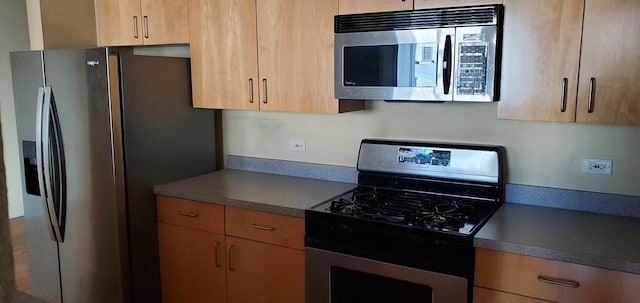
[312,185,497,236]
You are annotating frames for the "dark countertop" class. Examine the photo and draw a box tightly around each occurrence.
[154,169,640,274]
[475,203,640,274]
[153,169,357,217]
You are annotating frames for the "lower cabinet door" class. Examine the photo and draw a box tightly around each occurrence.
[226,236,305,303]
[158,223,227,303]
[473,287,553,303]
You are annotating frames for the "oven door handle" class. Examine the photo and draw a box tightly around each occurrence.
[442,34,453,95]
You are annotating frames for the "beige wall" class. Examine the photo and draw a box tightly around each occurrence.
[223,101,640,196]
[1,0,30,217]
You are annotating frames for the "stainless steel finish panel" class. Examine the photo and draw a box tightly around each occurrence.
[453,26,498,102]
[118,52,216,303]
[358,141,499,183]
[11,50,63,303]
[335,28,455,101]
[43,48,124,303]
[107,53,132,303]
[306,247,468,303]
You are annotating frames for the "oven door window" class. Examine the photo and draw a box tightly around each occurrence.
[331,266,433,303]
[343,43,438,88]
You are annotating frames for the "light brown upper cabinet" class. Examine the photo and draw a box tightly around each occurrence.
[190,0,363,113]
[498,0,640,125]
[414,0,502,9]
[39,0,188,48]
[575,0,640,124]
[95,0,189,46]
[339,0,414,14]
[338,0,501,14]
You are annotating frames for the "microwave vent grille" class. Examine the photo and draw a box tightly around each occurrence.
[335,5,501,33]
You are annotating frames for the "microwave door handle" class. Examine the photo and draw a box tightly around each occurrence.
[442,35,452,95]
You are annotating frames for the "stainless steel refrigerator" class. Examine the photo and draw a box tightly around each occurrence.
[10,47,218,303]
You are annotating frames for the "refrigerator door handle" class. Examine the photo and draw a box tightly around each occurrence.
[36,86,56,241]
[41,86,66,242]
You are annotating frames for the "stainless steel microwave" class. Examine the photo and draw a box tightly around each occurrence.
[334,5,502,102]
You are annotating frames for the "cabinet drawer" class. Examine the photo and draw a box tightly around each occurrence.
[473,287,552,303]
[226,207,304,250]
[475,248,640,303]
[157,195,224,234]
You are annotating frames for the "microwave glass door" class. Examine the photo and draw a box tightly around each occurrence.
[343,43,438,88]
[335,28,455,101]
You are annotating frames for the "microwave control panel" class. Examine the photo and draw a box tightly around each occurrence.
[456,43,489,96]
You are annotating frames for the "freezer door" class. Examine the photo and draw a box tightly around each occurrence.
[42,48,124,303]
[11,51,63,303]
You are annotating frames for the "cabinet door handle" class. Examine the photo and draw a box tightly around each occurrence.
[248,78,254,103]
[251,224,276,231]
[537,275,580,288]
[588,77,596,113]
[560,78,568,113]
[227,245,235,271]
[143,16,149,39]
[132,16,139,38]
[214,241,221,267]
[261,78,268,104]
[177,211,199,218]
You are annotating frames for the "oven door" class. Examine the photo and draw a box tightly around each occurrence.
[334,28,456,102]
[306,247,468,303]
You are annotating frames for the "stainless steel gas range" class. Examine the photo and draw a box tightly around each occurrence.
[305,139,505,303]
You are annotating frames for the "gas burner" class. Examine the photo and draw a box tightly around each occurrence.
[324,187,488,234]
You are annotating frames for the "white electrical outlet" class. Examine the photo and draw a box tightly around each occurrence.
[582,159,612,175]
[289,139,306,152]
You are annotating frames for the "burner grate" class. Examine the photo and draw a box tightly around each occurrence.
[327,187,482,232]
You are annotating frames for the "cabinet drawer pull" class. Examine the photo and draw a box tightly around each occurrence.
[177,211,199,218]
[248,78,254,103]
[261,78,268,104]
[251,224,276,231]
[588,77,596,113]
[214,241,221,267]
[143,16,149,39]
[560,78,568,113]
[227,245,234,271]
[537,275,580,288]
[132,16,139,38]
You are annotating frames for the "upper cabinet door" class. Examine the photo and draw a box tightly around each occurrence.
[497,0,583,122]
[576,0,640,125]
[140,0,189,45]
[95,0,188,46]
[414,0,501,9]
[95,0,143,46]
[257,0,339,113]
[339,0,413,14]
[189,0,260,110]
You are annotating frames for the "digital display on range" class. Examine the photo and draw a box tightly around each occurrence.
[398,147,451,167]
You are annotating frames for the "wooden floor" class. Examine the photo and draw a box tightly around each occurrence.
[10,216,30,292]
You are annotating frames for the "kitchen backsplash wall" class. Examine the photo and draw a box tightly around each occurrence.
[227,155,640,218]
[223,101,640,197]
